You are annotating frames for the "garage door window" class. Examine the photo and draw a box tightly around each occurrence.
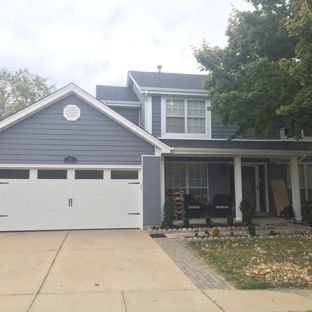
[111,170,138,179]
[75,170,104,179]
[37,170,67,179]
[0,169,29,179]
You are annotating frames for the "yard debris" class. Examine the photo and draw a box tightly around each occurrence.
[245,262,312,286]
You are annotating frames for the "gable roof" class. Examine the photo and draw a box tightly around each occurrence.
[96,85,140,102]
[128,71,208,94]
[0,83,171,153]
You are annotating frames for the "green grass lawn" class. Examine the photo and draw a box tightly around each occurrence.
[187,234,312,289]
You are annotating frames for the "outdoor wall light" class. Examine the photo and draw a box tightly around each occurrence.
[221,164,226,176]
[270,227,274,236]
[293,218,297,225]
[231,228,234,236]
[194,229,199,237]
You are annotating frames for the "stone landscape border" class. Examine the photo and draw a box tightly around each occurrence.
[145,223,312,243]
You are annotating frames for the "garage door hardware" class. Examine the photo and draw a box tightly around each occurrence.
[68,198,73,206]
[0,215,8,217]
[128,182,140,184]
[0,182,9,184]
[129,213,140,215]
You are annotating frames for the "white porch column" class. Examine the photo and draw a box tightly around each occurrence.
[234,156,243,220]
[290,157,302,220]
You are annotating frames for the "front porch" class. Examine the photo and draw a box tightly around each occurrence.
[173,216,290,226]
[164,153,309,222]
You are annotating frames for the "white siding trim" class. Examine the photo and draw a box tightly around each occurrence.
[146,96,152,133]
[0,164,142,169]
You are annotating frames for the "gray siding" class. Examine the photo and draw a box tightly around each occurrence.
[208,163,230,203]
[143,156,161,225]
[0,94,155,165]
[267,164,287,215]
[109,107,140,126]
[132,83,145,129]
[211,119,281,140]
[152,96,161,137]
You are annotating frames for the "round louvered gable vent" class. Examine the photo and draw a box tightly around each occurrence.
[63,105,81,121]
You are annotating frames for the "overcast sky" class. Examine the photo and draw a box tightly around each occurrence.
[0,0,253,95]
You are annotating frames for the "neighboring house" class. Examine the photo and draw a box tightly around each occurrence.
[0,69,311,231]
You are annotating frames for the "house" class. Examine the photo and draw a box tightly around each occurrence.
[0,68,311,231]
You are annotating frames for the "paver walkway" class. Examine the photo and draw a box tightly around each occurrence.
[154,238,234,290]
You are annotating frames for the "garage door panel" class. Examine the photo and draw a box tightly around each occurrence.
[35,198,69,215]
[0,169,142,231]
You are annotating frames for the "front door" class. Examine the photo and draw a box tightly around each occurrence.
[242,166,258,210]
[230,164,267,212]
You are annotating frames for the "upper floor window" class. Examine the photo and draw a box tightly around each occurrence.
[281,127,312,141]
[164,99,208,137]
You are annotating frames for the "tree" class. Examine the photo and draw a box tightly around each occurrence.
[0,68,56,120]
[193,0,312,140]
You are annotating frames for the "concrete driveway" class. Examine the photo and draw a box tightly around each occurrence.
[0,230,220,312]
[2,230,312,312]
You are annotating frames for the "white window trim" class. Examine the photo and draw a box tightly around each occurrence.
[280,129,312,141]
[161,97,211,139]
[165,162,209,201]
[286,163,312,201]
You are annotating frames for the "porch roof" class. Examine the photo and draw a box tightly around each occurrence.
[160,139,312,158]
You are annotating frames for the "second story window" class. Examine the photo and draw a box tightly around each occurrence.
[166,99,206,134]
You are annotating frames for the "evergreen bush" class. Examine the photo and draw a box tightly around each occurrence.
[183,218,190,228]
[239,198,252,224]
[248,224,256,236]
[205,216,212,226]
[162,197,173,227]
[227,215,234,226]
[301,201,312,225]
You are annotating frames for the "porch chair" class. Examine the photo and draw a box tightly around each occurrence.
[184,194,213,218]
[212,194,232,218]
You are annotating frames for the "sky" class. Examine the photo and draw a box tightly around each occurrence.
[0,0,253,95]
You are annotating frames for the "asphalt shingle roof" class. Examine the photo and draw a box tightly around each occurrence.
[129,71,207,90]
[160,139,312,151]
[96,85,140,102]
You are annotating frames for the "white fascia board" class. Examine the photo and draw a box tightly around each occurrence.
[170,147,311,158]
[102,100,141,108]
[0,83,171,154]
[0,164,142,169]
[140,87,208,96]
[128,73,141,91]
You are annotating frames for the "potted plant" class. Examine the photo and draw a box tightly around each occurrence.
[281,205,294,220]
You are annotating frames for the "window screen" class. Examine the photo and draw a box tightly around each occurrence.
[75,170,103,179]
[0,169,29,179]
[37,170,67,179]
[111,170,138,179]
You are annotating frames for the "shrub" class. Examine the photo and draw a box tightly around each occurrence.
[301,201,312,225]
[205,216,212,226]
[281,205,294,220]
[183,218,190,228]
[248,225,256,236]
[227,215,234,226]
[162,197,173,227]
[239,198,252,224]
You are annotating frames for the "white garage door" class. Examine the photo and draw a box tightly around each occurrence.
[0,168,142,231]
